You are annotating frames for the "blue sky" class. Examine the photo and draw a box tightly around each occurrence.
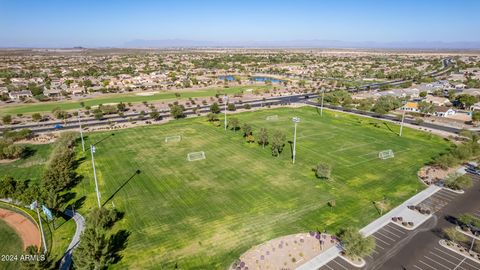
[0,0,479,47]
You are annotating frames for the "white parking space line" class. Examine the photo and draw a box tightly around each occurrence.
[385,223,406,235]
[324,264,334,270]
[372,235,390,246]
[434,247,465,261]
[460,258,480,269]
[434,193,455,202]
[428,251,464,268]
[376,230,396,241]
[439,190,458,198]
[381,228,402,238]
[332,259,348,270]
[424,255,454,270]
[413,265,424,270]
[418,259,438,270]
[372,249,379,255]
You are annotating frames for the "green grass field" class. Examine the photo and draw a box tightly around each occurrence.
[0,85,270,115]
[0,218,23,270]
[70,106,450,269]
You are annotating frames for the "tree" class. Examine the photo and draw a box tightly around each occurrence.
[31,113,42,122]
[314,162,331,179]
[241,123,252,136]
[227,103,236,111]
[170,105,185,119]
[150,110,162,121]
[339,227,376,258]
[472,111,480,123]
[117,102,126,112]
[445,174,473,190]
[93,109,104,120]
[258,128,269,148]
[271,131,286,157]
[229,118,240,132]
[443,227,468,243]
[244,103,251,110]
[419,91,428,98]
[418,101,434,115]
[2,114,12,124]
[372,96,402,114]
[210,102,221,114]
[456,94,476,109]
[207,113,219,122]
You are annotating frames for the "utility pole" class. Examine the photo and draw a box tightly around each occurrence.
[292,117,301,164]
[90,145,101,208]
[36,206,47,254]
[224,95,228,131]
[399,106,406,137]
[320,88,325,117]
[470,230,478,252]
[78,111,85,152]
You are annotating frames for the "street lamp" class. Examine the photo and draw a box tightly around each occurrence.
[399,101,407,137]
[90,145,101,208]
[292,117,301,164]
[320,88,325,117]
[223,95,228,131]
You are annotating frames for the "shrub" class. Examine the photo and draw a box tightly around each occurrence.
[443,227,468,243]
[444,174,472,190]
[314,163,332,179]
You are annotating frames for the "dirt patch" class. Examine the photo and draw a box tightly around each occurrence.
[418,165,459,185]
[0,208,41,250]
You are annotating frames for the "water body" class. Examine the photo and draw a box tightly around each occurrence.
[250,76,284,83]
[218,75,235,81]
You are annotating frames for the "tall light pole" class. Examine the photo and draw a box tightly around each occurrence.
[223,95,228,131]
[90,145,101,208]
[78,111,85,152]
[35,205,47,254]
[292,117,301,164]
[320,88,325,117]
[399,103,407,137]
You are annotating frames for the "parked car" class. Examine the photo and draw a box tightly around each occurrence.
[54,124,63,129]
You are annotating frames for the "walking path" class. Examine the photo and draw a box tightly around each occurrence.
[297,185,442,269]
[59,209,85,270]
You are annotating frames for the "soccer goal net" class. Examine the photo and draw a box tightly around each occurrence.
[378,149,394,160]
[165,135,181,143]
[266,115,278,121]
[187,151,206,161]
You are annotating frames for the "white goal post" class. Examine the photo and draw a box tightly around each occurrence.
[266,115,278,120]
[165,135,182,143]
[187,151,206,161]
[378,149,394,160]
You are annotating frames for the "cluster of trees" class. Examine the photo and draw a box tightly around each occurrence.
[338,227,376,258]
[170,103,186,119]
[40,132,79,209]
[433,130,480,171]
[444,173,473,191]
[74,207,129,270]
[320,90,404,115]
[0,129,32,160]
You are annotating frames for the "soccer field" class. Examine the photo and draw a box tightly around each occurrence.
[74,106,450,269]
[0,218,23,270]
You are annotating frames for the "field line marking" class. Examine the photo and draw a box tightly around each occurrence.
[418,260,437,270]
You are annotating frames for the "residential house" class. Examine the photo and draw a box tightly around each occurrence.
[402,102,420,112]
[8,90,33,100]
[433,106,456,117]
[425,95,451,106]
[43,88,62,97]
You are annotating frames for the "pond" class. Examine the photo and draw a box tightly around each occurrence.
[218,75,235,81]
[250,76,284,83]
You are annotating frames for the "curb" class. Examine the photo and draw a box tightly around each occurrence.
[338,254,366,268]
[439,239,480,263]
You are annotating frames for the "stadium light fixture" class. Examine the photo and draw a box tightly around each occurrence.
[320,88,325,117]
[90,145,101,208]
[292,117,301,164]
[399,101,407,137]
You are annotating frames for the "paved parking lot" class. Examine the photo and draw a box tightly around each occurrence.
[417,189,459,213]
[317,257,354,270]
[411,243,480,270]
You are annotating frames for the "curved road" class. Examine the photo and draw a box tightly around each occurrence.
[58,209,85,270]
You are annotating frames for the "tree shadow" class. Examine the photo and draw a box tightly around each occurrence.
[102,170,141,207]
[21,147,36,159]
[65,195,86,212]
[108,230,130,264]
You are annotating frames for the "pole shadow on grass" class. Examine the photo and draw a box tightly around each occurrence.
[102,169,141,207]
[382,122,398,135]
[288,140,293,159]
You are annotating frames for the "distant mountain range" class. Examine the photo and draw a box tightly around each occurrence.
[123,39,480,49]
